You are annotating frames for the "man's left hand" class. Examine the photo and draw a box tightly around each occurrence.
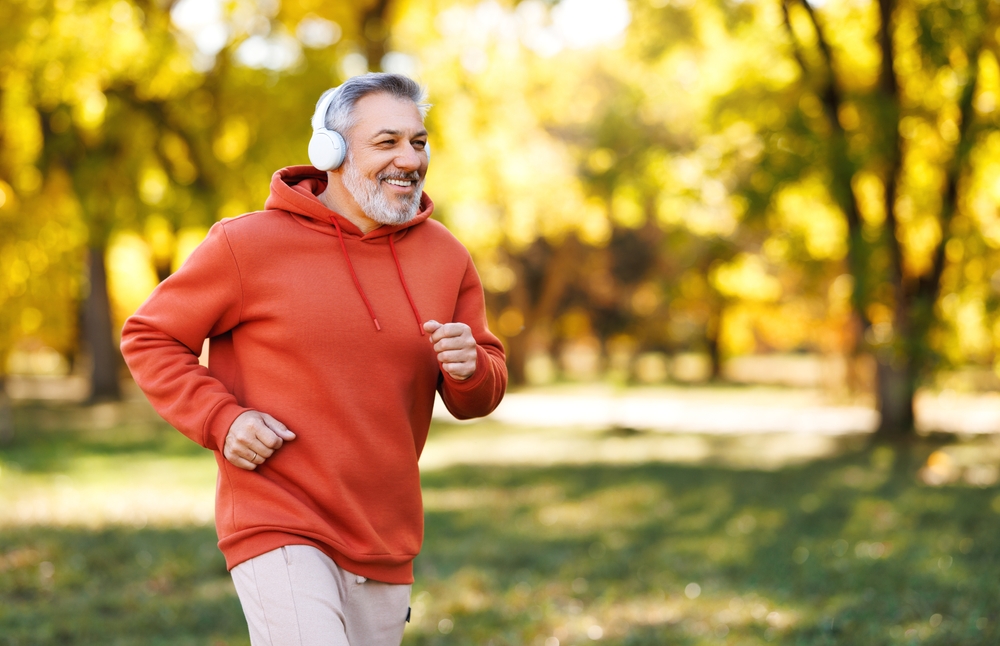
[424,320,477,381]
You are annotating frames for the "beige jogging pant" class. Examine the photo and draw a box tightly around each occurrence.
[231,545,411,646]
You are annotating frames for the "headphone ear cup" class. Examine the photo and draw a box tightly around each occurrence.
[308,129,346,171]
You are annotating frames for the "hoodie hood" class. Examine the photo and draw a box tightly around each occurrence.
[264,165,433,240]
[263,165,431,335]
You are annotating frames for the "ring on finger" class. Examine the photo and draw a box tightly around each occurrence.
[251,451,258,461]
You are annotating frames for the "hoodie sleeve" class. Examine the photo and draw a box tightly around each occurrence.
[120,222,251,451]
[438,255,508,419]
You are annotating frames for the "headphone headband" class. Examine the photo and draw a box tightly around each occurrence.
[312,89,338,131]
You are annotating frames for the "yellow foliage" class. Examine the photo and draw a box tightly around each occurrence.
[497,307,525,337]
[480,262,516,294]
[213,117,251,165]
[631,283,660,316]
[444,202,503,256]
[956,298,990,359]
[20,308,43,335]
[144,216,175,266]
[772,177,847,261]
[139,166,168,206]
[106,233,158,328]
[577,197,611,246]
[852,171,886,226]
[828,274,854,317]
[172,227,210,273]
[718,304,756,355]
[611,185,645,229]
[974,50,998,115]
[711,254,781,302]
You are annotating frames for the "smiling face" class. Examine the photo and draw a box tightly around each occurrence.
[338,92,429,227]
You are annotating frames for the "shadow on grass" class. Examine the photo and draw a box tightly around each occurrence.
[411,450,1000,645]
[4,402,203,474]
[0,525,246,646]
[3,403,1000,645]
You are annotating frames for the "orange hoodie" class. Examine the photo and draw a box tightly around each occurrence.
[121,166,507,583]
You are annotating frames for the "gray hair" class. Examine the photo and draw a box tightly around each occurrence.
[316,73,430,135]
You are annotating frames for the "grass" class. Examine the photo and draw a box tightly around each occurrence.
[2,398,1000,645]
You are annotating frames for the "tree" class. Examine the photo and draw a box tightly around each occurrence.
[770,0,1000,435]
[0,0,397,402]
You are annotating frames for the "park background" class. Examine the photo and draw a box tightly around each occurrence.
[4,0,1000,643]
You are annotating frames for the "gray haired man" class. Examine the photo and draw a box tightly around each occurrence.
[121,73,507,645]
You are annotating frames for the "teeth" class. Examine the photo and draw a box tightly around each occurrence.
[384,178,413,187]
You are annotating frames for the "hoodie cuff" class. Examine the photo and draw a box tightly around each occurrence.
[441,345,491,391]
[204,401,253,452]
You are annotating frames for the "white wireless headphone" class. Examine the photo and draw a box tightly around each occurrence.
[308,90,347,171]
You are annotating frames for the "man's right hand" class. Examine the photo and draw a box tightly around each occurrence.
[224,411,296,470]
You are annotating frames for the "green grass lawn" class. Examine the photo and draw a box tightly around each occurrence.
[2,399,1000,645]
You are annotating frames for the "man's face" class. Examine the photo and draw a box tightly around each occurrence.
[341,92,429,226]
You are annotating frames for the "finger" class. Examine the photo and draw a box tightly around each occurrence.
[231,456,258,470]
[436,349,476,364]
[224,447,258,471]
[245,440,275,460]
[259,413,296,441]
[251,420,285,450]
[422,320,443,336]
[433,322,466,339]
[234,417,267,446]
[431,325,470,346]
[433,336,471,352]
[233,440,265,463]
[226,429,253,455]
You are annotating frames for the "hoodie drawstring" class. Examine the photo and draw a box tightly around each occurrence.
[388,235,426,336]
[329,216,425,335]
[330,216,381,331]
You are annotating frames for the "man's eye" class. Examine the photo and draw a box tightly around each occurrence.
[413,141,427,149]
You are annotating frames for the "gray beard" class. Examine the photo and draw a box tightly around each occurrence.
[342,154,424,226]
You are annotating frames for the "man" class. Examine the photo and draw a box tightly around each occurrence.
[121,73,507,646]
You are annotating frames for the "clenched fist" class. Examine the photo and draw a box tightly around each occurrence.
[224,410,296,470]
[423,320,477,381]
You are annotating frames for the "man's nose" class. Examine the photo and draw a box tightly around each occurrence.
[395,143,423,171]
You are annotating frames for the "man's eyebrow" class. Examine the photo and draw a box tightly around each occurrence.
[371,128,428,139]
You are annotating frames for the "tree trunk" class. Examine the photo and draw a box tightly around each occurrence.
[706,304,723,380]
[154,257,172,284]
[0,375,13,445]
[874,355,915,437]
[505,238,583,386]
[85,246,121,401]
[504,330,527,386]
[362,0,393,71]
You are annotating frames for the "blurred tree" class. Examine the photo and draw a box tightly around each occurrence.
[767,0,1000,436]
[406,0,730,383]
[716,0,998,436]
[0,0,205,400]
[7,0,999,418]
[0,0,393,402]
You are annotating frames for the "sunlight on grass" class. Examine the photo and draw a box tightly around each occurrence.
[3,399,1000,644]
[0,402,216,528]
[0,454,215,527]
[420,419,865,472]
